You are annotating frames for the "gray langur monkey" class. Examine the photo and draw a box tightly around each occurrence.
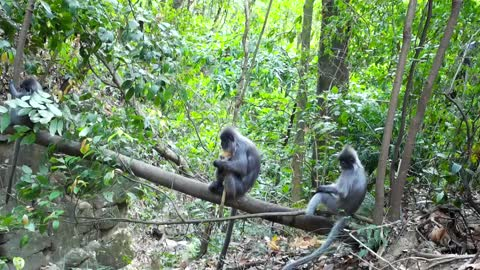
[283,146,367,270]
[5,78,42,204]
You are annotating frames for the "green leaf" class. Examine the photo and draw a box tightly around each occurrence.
[65,0,80,11]
[36,90,51,99]
[37,175,49,185]
[57,120,64,136]
[52,220,60,230]
[99,27,114,43]
[451,162,461,174]
[103,191,114,202]
[16,99,30,108]
[21,166,32,174]
[358,249,368,258]
[22,133,36,144]
[46,104,62,117]
[13,256,25,269]
[24,222,35,232]
[128,20,140,30]
[121,79,134,90]
[49,119,58,135]
[28,99,46,109]
[436,191,446,203]
[38,110,54,121]
[17,108,32,116]
[0,105,7,113]
[125,88,134,101]
[0,113,10,132]
[39,1,54,18]
[103,170,115,185]
[79,126,91,137]
[49,191,62,201]
[126,192,138,201]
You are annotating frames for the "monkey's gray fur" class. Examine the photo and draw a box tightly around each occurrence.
[283,146,366,270]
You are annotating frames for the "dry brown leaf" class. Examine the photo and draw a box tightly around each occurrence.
[429,226,450,244]
[290,236,322,249]
[268,235,280,251]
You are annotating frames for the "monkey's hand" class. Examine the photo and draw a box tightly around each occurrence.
[316,185,338,195]
[213,159,225,168]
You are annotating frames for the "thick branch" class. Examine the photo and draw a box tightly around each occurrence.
[373,0,417,225]
[33,130,334,233]
[12,0,36,83]
[389,0,462,221]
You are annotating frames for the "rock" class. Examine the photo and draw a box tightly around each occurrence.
[63,248,96,268]
[96,229,134,268]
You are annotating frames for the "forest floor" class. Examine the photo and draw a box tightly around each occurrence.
[124,190,480,269]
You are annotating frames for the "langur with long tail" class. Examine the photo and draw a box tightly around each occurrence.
[283,146,367,270]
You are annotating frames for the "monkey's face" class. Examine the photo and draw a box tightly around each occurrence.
[220,135,236,156]
[338,149,356,170]
[339,158,355,170]
[221,150,232,160]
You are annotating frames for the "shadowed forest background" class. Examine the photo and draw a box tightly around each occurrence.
[0,0,479,269]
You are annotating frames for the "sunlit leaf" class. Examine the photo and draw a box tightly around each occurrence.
[451,162,461,174]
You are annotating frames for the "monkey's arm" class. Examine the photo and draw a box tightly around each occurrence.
[213,158,248,176]
[316,185,339,195]
[9,81,21,97]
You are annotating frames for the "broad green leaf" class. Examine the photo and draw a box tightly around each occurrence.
[46,104,62,117]
[39,1,54,18]
[52,220,60,230]
[49,191,62,201]
[13,256,25,269]
[451,162,461,174]
[103,191,114,202]
[49,119,57,135]
[16,99,30,108]
[0,113,10,132]
[79,126,91,137]
[22,133,36,144]
[17,108,32,116]
[21,166,32,174]
[24,222,35,232]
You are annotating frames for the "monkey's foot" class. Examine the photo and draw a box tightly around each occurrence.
[208,181,224,194]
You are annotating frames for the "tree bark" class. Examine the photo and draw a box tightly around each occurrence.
[311,0,350,186]
[29,130,334,233]
[389,0,462,221]
[12,0,36,84]
[232,0,250,125]
[373,0,417,225]
[291,0,315,202]
[232,0,273,125]
[390,0,433,196]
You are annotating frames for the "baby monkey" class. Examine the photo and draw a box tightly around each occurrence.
[283,145,367,270]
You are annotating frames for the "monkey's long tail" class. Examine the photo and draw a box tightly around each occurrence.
[216,208,237,270]
[305,192,323,215]
[6,138,22,204]
[282,217,347,270]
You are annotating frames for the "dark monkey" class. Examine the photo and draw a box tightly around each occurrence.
[283,146,367,270]
[209,127,260,200]
[208,127,261,270]
[5,78,42,204]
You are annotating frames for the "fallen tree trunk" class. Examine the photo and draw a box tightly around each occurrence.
[33,130,333,233]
